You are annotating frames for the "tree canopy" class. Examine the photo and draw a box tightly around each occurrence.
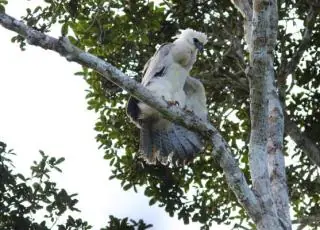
[1,0,320,229]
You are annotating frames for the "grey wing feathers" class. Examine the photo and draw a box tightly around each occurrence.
[141,43,173,86]
[174,125,203,152]
[184,76,208,121]
[126,43,173,126]
[171,125,203,161]
[140,123,204,164]
[139,120,156,163]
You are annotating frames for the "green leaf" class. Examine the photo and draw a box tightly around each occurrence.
[55,157,65,165]
[0,4,5,13]
[123,183,132,191]
[149,198,156,206]
[61,23,69,36]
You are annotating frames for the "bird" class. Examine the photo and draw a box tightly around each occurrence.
[126,28,208,164]
[152,75,208,164]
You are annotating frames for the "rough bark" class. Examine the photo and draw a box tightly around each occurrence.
[247,0,281,229]
[266,1,292,229]
[0,12,264,223]
[211,2,320,171]
[232,0,290,229]
[267,52,292,230]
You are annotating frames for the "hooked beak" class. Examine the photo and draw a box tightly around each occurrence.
[195,41,204,52]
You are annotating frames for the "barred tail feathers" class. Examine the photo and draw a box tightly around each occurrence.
[139,121,156,163]
[173,125,203,153]
[152,130,169,164]
[139,122,204,164]
[140,120,172,164]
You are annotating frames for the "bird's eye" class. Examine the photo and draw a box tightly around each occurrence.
[193,38,199,43]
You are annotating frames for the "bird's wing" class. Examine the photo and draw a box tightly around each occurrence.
[126,43,173,124]
[183,76,208,121]
[141,43,174,86]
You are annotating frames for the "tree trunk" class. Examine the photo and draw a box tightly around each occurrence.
[231,0,291,229]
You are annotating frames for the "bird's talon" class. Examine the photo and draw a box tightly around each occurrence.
[183,106,194,114]
[166,100,179,107]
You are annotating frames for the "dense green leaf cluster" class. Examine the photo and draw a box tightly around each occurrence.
[0,141,151,229]
[9,0,320,228]
[0,141,90,229]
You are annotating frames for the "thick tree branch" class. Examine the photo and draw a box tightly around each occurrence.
[233,0,291,228]
[232,0,288,229]
[265,1,292,229]
[246,1,281,229]
[0,12,263,223]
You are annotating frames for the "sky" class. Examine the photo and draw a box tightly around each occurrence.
[0,1,230,229]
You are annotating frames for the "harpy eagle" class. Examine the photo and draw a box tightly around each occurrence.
[127,29,208,164]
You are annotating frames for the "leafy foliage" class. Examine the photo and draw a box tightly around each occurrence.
[0,141,151,230]
[0,0,7,13]
[0,141,90,229]
[8,0,320,229]
[101,215,152,230]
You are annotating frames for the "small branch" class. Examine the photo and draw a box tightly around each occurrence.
[230,0,253,51]
[296,224,307,230]
[307,0,320,8]
[230,0,253,19]
[273,3,320,175]
[233,223,251,230]
[277,7,319,87]
[0,12,263,222]
[285,114,320,167]
[292,213,320,227]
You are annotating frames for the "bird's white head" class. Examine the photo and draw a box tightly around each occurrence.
[173,28,208,52]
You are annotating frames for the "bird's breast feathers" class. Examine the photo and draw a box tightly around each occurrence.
[171,42,194,68]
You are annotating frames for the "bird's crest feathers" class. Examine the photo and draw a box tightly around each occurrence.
[173,28,208,45]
